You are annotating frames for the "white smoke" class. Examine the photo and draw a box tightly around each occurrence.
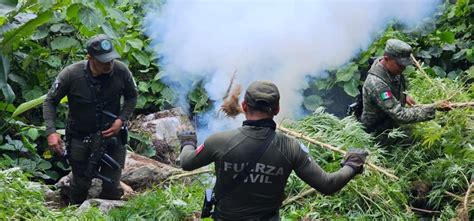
[144,0,441,141]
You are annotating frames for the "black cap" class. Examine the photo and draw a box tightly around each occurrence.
[86,34,120,63]
[244,81,280,109]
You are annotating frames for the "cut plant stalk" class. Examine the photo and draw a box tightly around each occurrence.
[277,125,399,180]
[164,168,213,182]
[461,181,474,221]
[415,102,474,109]
[411,54,435,86]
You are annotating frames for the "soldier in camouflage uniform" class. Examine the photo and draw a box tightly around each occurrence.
[361,39,452,135]
[178,81,368,220]
[43,34,137,204]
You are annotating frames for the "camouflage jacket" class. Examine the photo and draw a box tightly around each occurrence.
[360,58,435,133]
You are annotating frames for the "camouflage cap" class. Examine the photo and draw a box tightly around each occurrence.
[86,34,120,63]
[244,81,280,109]
[385,39,413,67]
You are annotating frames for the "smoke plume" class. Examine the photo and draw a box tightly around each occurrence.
[144,0,441,141]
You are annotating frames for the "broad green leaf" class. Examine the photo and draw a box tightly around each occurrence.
[437,31,455,44]
[136,95,147,109]
[417,50,432,59]
[314,78,333,90]
[451,49,466,61]
[432,66,446,77]
[12,94,46,118]
[127,39,143,50]
[108,7,130,24]
[466,49,474,63]
[66,3,82,21]
[50,23,63,32]
[428,46,443,58]
[1,54,10,82]
[0,54,15,103]
[39,0,55,11]
[55,161,69,170]
[23,87,44,101]
[45,170,59,180]
[59,24,75,33]
[101,22,119,39]
[26,128,39,140]
[447,70,462,80]
[1,84,15,103]
[303,95,323,111]
[335,62,358,82]
[161,87,175,103]
[5,136,27,152]
[128,131,156,157]
[0,143,16,151]
[343,79,360,97]
[132,51,150,67]
[150,81,164,93]
[37,160,52,170]
[0,102,16,112]
[154,72,162,80]
[442,44,455,51]
[79,6,103,30]
[50,36,79,50]
[1,10,53,53]
[45,55,61,67]
[0,16,5,26]
[138,81,149,92]
[30,25,49,40]
[21,135,38,154]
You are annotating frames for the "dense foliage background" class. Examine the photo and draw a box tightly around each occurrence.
[0,0,472,220]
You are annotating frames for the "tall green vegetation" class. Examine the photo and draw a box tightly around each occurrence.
[0,0,171,179]
[0,0,472,220]
[0,167,105,220]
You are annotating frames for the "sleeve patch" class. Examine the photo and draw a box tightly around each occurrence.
[299,143,309,153]
[195,144,205,155]
[380,90,393,100]
[51,79,60,95]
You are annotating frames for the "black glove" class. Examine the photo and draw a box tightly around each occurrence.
[341,148,368,174]
[177,130,197,151]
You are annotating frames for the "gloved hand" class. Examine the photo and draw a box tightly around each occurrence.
[341,148,368,175]
[434,100,453,112]
[177,128,197,151]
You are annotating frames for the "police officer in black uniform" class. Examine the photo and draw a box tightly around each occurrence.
[178,81,368,220]
[43,34,137,204]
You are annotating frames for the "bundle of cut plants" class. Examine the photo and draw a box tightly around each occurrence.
[275,108,409,219]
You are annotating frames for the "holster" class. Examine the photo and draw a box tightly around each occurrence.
[201,188,215,218]
[120,125,128,145]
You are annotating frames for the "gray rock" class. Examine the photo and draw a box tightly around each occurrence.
[76,199,125,215]
[54,172,134,205]
[122,151,179,190]
[129,107,195,165]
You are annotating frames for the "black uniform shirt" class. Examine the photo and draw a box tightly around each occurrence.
[180,123,356,220]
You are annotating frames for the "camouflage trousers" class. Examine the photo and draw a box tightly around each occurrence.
[68,136,126,205]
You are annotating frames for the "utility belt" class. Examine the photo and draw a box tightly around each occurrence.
[67,127,128,145]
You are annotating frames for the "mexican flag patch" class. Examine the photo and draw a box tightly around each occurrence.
[380,90,393,100]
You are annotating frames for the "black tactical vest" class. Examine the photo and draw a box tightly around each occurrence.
[67,61,123,134]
